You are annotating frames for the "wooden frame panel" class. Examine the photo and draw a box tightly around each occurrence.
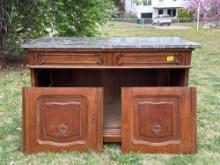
[121,87,196,153]
[29,51,105,66]
[22,87,103,153]
[113,51,187,66]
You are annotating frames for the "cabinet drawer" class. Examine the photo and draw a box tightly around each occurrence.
[22,87,103,153]
[121,87,196,153]
[29,51,105,66]
[114,52,187,66]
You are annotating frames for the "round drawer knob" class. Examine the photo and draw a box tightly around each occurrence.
[58,123,68,135]
[152,123,161,135]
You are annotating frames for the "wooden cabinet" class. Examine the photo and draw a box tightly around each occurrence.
[22,87,103,152]
[21,37,200,153]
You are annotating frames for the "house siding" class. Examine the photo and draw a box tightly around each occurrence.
[125,0,188,18]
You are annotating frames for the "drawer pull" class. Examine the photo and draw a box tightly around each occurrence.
[58,123,68,135]
[96,53,104,65]
[152,123,161,135]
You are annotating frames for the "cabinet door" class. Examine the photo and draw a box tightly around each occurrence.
[22,87,103,153]
[121,87,196,153]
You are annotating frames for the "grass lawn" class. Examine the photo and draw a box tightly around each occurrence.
[0,21,220,165]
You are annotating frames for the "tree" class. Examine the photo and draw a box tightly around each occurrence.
[113,0,125,11]
[0,0,113,57]
[0,0,12,50]
[0,0,52,59]
[187,0,220,22]
[53,0,113,36]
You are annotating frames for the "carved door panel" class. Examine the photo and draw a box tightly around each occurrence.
[22,87,103,153]
[121,87,196,153]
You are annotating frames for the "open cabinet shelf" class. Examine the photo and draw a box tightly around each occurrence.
[33,68,189,142]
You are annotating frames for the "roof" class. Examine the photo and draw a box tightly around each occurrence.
[153,2,184,9]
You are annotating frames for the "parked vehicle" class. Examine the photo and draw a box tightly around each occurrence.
[203,22,217,29]
[152,14,172,26]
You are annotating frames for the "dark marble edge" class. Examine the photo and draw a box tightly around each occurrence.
[21,37,201,49]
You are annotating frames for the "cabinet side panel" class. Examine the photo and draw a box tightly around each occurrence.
[97,88,104,151]
[22,88,28,152]
[30,69,38,86]
[121,88,131,152]
[191,87,197,153]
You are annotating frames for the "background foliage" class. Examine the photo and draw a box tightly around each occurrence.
[178,8,194,18]
[0,0,113,58]
[187,0,220,22]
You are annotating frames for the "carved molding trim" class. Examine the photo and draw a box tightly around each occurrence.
[174,52,184,65]
[35,51,45,64]
[95,52,104,65]
[114,52,123,65]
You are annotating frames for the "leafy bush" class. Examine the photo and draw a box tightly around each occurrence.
[178,8,194,18]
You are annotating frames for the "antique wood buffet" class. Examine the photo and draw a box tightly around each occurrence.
[21,37,200,153]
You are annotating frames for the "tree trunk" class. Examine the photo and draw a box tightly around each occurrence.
[0,0,12,67]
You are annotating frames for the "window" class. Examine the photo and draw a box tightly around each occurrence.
[143,0,152,6]
[168,9,172,17]
[141,13,153,18]
[158,10,163,15]
[172,9,176,17]
[168,9,176,17]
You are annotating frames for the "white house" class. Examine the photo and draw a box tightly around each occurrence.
[125,0,188,19]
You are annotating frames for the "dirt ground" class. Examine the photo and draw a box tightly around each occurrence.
[0,55,26,69]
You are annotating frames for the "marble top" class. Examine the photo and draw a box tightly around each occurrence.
[21,37,201,49]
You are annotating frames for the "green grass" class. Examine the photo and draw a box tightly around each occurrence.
[0,21,220,164]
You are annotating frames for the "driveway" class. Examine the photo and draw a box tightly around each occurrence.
[152,24,192,30]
